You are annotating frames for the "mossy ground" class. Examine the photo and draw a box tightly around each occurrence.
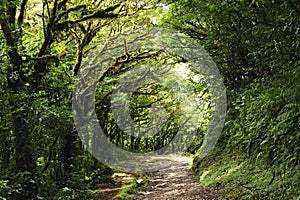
[193,152,300,200]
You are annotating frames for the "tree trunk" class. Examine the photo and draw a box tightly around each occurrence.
[63,128,74,181]
[0,1,37,197]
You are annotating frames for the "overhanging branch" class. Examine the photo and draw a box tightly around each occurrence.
[54,4,121,31]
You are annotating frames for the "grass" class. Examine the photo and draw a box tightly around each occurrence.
[193,152,300,200]
[112,174,148,200]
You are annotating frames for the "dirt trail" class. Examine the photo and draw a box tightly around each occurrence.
[133,155,220,200]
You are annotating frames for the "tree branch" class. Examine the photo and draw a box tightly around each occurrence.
[54,4,121,31]
[55,5,87,23]
[18,0,28,25]
[22,54,62,63]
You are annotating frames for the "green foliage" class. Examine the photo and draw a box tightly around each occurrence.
[194,153,300,199]
[0,0,154,199]
[53,187,96,200]
[192,61,300,199]
[1,0,299,199]
[159,0,300,198]
[113,179,147,200]
[94,54,211,153]
[225,66,300,165]
[0,171,37,200]
[162,0,300,89]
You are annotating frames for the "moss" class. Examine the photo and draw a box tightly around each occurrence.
[193,152,300,199]
[113,176,148,200]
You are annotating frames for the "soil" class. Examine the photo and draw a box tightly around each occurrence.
[94,155,221,200]
[91,173,136,200]
[133,155,220,200]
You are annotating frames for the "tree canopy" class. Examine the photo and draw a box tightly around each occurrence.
[0,0,299,199]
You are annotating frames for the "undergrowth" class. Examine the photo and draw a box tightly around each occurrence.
[194,151,300,199]
[113,178,148,200]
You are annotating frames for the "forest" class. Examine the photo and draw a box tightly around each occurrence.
[0,0,299,199]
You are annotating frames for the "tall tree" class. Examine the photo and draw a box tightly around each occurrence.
[0,0,143,198]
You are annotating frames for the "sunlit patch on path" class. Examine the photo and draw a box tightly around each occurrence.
[134,155,220,200]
